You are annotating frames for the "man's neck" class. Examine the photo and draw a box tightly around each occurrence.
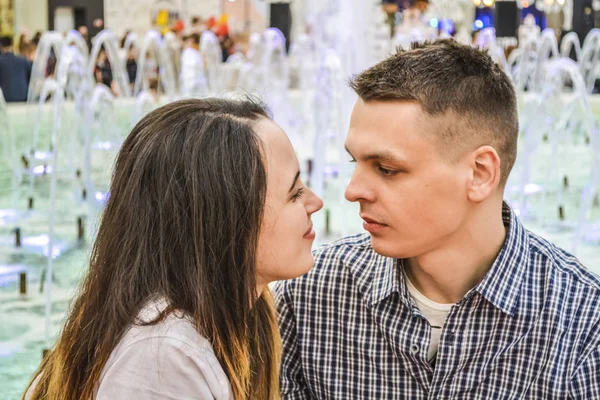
[404,201,507,304]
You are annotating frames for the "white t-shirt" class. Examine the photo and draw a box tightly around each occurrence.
[404,273,454,365]
[26,298,233,400]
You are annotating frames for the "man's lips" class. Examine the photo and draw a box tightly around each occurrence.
[361,215,388,233]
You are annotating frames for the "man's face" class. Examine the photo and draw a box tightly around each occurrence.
[344,99,471,259]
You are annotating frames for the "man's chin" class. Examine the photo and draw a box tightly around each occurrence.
[370,236,411,259]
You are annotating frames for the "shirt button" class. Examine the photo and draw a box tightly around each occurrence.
[410,344,420,354]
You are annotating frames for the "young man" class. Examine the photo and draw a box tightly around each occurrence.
[274,40,600,399]
[0,36,31,102]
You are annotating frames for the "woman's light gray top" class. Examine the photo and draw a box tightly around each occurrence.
[26,298,233,400]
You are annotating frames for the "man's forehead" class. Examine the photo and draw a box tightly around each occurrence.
[351,99,428,124]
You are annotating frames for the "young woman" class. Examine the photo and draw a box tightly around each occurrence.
[25,98,323,399]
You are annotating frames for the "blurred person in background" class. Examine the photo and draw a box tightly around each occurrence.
[231,32,250,56]
[0,35,31,102]
[21,43,36,63]
[220,34,234,62]
[126,47,138,90]
[180,33,207,98]
[32,31,42,46]
[119,30,132,60]
[95,47,113,89]
[190,16,206,35]
[17,32,30,55]
[143,50,159,87]
[77,25,90,48]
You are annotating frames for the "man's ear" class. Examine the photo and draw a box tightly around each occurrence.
[467,145,501,203]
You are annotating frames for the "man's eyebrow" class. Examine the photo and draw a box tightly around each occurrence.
[345,145,406,163]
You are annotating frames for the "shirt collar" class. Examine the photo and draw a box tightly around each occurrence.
[470,202,530,316]
[367,254,401,306]
[340,236,399,307]
[366,202,530,316]
[367,256,419,311]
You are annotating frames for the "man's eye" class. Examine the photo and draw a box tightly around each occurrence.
[378,166,398,177]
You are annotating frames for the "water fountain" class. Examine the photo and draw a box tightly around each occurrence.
[163,31,182,78]
[27,32,64,103]
[580,29,600,93]
[0,89,23,233]
[260,29,302,158]
[263,28,290,93]
[122,31,139,61]
[24,42,90,211]
[532,29,560,92]
[289,34,318,90]
[179,41,209,99]
[82,84,120,237]
[539,58,591,232]
[235,33,265,92]
[393,5,436,48]
[88,30,131,98]
[508,35,538,92]
[507,53,598,242]
[475,28,510,74]
[560,31,582,60]
[132,90,159,125]
[133,30,177,100]
[64,30,90,65]
[200,30,224,95]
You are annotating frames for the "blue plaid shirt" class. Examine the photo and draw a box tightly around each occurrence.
[274,204,600,399]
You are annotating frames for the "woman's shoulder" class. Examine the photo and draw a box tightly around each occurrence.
[98,298,232,399]
[122,297,212,351]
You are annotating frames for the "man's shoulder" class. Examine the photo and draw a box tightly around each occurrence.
[0,53,27,67]
[526,232,600,360]
[527,230,600,296]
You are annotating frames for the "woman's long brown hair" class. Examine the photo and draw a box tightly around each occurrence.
[25,98,281,399]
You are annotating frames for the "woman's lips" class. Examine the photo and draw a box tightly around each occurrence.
[303,224,315,239]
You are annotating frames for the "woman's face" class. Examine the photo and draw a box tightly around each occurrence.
[255,118,323,288]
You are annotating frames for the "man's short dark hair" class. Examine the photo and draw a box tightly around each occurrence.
[349,39,518,186]
[0,35,13,48]
[190,33,201,46]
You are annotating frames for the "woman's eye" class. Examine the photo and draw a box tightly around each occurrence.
[348,157,357,163]
[291,187,305,201]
